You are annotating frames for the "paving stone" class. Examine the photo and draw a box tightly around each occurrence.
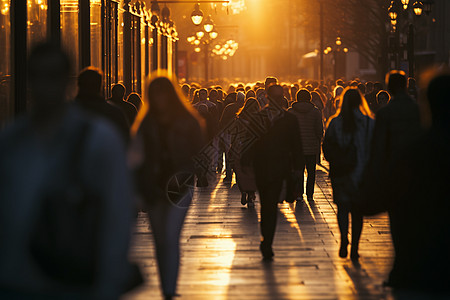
[122,163,395,299]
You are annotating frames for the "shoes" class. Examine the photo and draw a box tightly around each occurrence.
[350,247,360,260]
[260,242,274,261]
[241,193,247,205]
[247,192,256,208]
[339,240,349,258]
[307,196,314,202]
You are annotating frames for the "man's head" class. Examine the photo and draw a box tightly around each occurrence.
[78,67,103,96]
[28,42,71,106]
[357,83,366,95]
[267,84,284,108]
[199,88,208,101]
[296,89,312,102]
[366,81,374,94]
[264,76,278,91]
[111,83,126,100]
[386,70,407,96]
[373,82,383,93]
[209,89,219,102]
[236,91,245,105]
[181,84,190,98]
[376,90,390,105]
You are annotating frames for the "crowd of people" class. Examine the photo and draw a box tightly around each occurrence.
[0,42,449,299]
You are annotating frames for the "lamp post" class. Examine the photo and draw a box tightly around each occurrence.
[323,37,348,80]
[319,0,324,82]
[387,0,434,78]
[187,14,218,83]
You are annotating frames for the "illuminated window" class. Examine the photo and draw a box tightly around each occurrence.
[61,0,79,86]
[27,0,48,50]
[90,0,102,69]
[0,0,11,126]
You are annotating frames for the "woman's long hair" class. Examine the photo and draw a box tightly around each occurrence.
[236,97,261,119]
[131,70,204,136]
[327,87,374,133]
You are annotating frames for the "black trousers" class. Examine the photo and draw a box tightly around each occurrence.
[300,155,317,197]
[257,179,283,246]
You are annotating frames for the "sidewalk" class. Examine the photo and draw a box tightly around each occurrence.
[123,163,394,300]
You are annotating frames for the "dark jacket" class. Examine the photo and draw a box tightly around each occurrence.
[76,94,130,142]
[136,116,205,203]
[369,92,422,178]
[252,109,303,184]
[359,92,422,215]
[107,98,138,126]
[289,101,323,155]
[383,128,450,292]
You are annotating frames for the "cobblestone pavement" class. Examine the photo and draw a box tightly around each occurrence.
[123,163,395,300]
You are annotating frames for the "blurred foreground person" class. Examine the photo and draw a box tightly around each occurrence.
[322,87,374,260]
[360,71,422,216]
[252,85,302,260]
[131,73,205,300]
[0,43,138,299]
[381,72,450,296]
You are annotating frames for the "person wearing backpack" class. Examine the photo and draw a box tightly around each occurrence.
[322,87,375,260]
[0,43,139,299]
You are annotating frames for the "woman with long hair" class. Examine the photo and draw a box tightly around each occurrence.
[230,98,261,207]
[131,72,205,299]
[322,87,375,260]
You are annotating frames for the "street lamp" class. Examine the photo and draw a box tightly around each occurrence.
[389,3,398,21]
[203,15,214,33]
[401,0,409,10]
[191,3,204,25]
[387,0,434,78]
[209,30,218,39]
[196,30,205,39]
[323,37,348,80]
[412,1,423,16]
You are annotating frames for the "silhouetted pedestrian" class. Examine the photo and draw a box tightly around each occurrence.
[252,84,303,260]
[381,72,450,295]
[362,70,422,215]
[288,89,323,202]
[107,83,138,125]
[0,42,138,299]
[322,87,375,260]
[127,92,143,112]
[230,98,261,208]
[375,90,390,112]
[75,67,130,142]
[131,73,205,300]
[219,92,244,182]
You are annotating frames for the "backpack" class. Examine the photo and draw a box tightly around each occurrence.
[322,128,357,178]
[29,121,100,286]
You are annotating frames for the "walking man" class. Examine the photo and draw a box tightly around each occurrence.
[289,89,323,202]
[252,84,303,260]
